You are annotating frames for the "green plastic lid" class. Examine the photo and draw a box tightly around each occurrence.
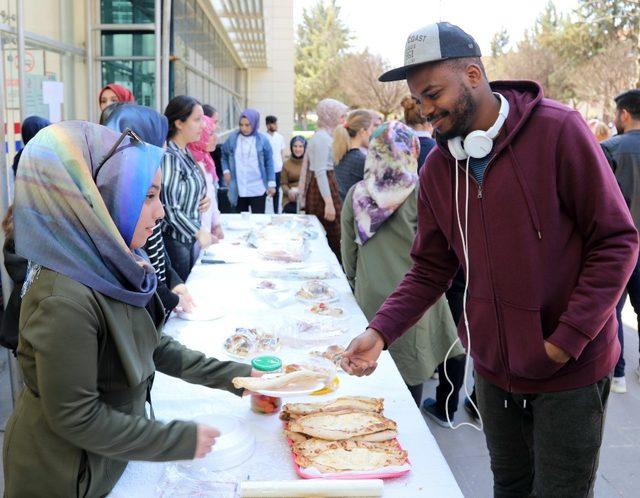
[251,356,282,372]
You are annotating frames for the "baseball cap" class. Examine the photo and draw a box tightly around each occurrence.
[379,22,482,82]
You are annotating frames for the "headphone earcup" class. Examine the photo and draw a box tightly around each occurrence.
[448,137,468,161]
[464,131,493,159]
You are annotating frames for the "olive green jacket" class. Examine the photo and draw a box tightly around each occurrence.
[341,187,463,386]
[3,268,251,497]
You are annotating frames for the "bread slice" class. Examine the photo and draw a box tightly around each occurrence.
[280,396,383,421]
[288,410,396,440]
[292,439,408,473]
[232,369,327,392]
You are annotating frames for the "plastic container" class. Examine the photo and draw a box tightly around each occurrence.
[251,356,282,414]
[188,414,255,471]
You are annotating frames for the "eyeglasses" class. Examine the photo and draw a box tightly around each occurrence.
[94,128,144,180]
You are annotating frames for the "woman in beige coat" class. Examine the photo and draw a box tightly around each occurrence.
[341,121,462,406]
[3,121,251,497]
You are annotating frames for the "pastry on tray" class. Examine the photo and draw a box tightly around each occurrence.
[309,302,344,317]
[223,328,279,358]
[287,410,396,441]
[309,345,346,366]
[291,439,408,473]
[280,396,383,421]
[296,280,336,301]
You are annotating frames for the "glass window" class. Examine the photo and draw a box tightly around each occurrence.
[101,32,155,57]
[101,0,155,24]
[101,60,155,107]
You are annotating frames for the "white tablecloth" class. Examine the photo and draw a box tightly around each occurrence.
[112,214,462,497]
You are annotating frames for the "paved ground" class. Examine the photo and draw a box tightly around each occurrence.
[421,302,640,497]
[1,303,639,496]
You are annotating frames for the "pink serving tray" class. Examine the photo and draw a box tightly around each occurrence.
[286,437,412,480]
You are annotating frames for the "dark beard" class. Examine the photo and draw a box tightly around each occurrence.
[438,85,477,141]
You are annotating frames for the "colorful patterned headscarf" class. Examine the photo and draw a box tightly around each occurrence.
[316,98,348,131]
[352,121,419,244]
[13,121,165,307]
[240,108,260,136]
[188,114,216,177]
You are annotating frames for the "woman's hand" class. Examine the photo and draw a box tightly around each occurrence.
[194,424,220,458]
[267,187,276,197]
[198,196,211,213]
[212,224,224,241]
[324,201,336,222]
[172,284,196,312]
[196,229,213,249]
[287,190,297,202]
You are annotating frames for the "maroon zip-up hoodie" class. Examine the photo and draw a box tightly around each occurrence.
[370,80,638,393]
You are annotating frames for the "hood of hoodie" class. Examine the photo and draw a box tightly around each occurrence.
[434,80,544,161]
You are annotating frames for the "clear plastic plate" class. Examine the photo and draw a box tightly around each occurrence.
[181,414,255,471]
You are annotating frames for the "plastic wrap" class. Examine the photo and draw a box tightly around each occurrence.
[252,262,337,280]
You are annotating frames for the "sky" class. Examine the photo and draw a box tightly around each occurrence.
[293,0,581,67]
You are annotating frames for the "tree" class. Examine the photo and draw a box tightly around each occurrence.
[490,28,509,58]
[570,39,637,119]
[295,0,352,128]
[337,49,407,119]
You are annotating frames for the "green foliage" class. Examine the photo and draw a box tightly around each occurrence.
[490,28,509,57]
[294,0,352,125]
[487,0,639,114]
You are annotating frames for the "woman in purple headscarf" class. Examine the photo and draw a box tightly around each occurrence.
[221,108,275,214]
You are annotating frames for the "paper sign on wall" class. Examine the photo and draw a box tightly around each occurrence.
[42,81,64,122]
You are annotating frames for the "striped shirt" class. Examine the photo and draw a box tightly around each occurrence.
[469,154,491,186]
[144,224,167,282]
[161,141,206,244]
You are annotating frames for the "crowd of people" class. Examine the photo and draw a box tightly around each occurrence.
[0,19,639,498]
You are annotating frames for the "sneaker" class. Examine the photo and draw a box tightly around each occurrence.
[611,376,627,394]
[464,397,480,420]
[421,398,452,428]
[430,371,439,380]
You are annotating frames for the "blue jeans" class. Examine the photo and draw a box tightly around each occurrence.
[614,255,640,377]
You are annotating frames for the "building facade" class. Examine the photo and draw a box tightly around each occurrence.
[0,0,294,187]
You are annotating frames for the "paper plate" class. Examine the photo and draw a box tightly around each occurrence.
[177,307,225,321]
[255,378,327,398]
[226,220,252,231]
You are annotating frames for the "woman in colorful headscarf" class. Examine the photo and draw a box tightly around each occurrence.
[103,102,196,317]
[301,98,348,260]
[188,114,224,246]
[98,83,136,111]
[221,108,275,214]
[3,121,251,497]
[340,121,462,408]
[281,135,306,213]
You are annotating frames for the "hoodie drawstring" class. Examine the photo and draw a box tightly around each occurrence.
[508,146,543,240]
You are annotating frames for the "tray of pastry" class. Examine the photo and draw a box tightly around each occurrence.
[280,396,411,479]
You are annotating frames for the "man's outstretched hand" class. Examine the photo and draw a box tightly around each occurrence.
[340,328,385,376]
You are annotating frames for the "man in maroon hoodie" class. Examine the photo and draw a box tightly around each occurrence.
[341,23,638,497]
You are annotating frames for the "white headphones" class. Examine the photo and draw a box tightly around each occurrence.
[447,92,510,160]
